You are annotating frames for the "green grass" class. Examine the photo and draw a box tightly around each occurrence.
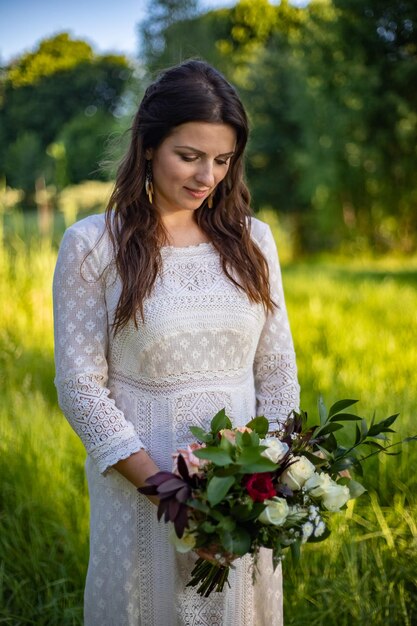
[1,211,416,624]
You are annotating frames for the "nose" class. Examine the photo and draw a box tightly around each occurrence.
[195,161,215,188]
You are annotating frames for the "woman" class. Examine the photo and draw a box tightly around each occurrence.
[53,60,300,626]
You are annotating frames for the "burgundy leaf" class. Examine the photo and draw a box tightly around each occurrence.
[157,499,168,522]
[177,454,190,481]
[174,504,189,538]
[137,485,158,496]
[157,478,187,494]
[168,498,181,520]
[175,484,192,503]
[147,471,178,486]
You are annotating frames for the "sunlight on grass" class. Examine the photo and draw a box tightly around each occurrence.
[1,211,416,624]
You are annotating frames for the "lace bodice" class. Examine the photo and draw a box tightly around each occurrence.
[53,214,299,475]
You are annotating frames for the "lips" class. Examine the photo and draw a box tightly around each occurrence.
[184,187,209,199]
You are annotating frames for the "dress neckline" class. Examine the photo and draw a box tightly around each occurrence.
[160,241,214,254]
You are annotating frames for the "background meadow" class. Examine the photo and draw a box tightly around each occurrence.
[2,0,417,622]
[1,205,416,625]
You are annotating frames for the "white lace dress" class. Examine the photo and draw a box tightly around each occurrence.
[53,213,300,626]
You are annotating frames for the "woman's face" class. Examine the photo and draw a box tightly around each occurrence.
[146,121,236,218]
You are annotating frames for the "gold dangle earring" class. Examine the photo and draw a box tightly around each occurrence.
[207,192,214,209]
[145,160,154,204]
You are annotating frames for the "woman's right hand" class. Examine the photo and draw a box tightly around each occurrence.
[194,545,237,566]
[113,449,161,505]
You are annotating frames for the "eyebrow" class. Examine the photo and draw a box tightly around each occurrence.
[174,145,235,157]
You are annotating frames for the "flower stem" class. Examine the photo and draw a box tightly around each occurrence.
[187,558,230,597]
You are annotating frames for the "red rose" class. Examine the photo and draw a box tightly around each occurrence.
[244,473,276,502]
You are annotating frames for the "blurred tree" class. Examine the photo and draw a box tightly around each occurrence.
[140,0,199,72]
[0,33,132,200]
[245,0,417,252]
[57,111,116,185]
[330,0,417,250]
[141,0,279,84]
[293,0,417,251]
[4,131,47,194]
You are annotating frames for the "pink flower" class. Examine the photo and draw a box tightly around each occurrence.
[219,426,252,444]
[172,443,207,476]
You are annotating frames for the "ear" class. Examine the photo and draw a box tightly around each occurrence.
[145,148,153,160]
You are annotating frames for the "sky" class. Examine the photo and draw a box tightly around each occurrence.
[0,0,235,64]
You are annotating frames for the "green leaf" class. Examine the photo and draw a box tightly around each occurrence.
[189,426,213,443]
[207,476,235,506]
[368,414,399,437]
[213,464,241,476]
[320,432,338,452]
[353,460,364,477]
[210,408,232,434]
[302,450,328,466]
[210,509,226,522]
[245,416,269,437]
[221,527,251,556]
[236,447,265,464]
[347,479,367,499]
[232,503,265,522]
[187,498,210,513]
[361,418,368,438]
[318,396,327,426]
[330,456,355,473]
[239,459,277,473]
[241,431,254,447]
[354,424,362,446]
[362,441,386,451]
[316,423,344,436]
[201,521,217,533]
[235,447,276,472]
[193,447,232,465]
[315,443,334,459]
[217,517,236,532]
[328,399,358,418]
[329,413,362,422]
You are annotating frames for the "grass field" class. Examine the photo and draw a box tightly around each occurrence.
[1,209,416,625]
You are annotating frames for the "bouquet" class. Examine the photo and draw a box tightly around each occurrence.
[138,399,415,597]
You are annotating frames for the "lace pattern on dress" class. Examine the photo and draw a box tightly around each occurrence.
[254,352,300,427]
[57,372,144,474]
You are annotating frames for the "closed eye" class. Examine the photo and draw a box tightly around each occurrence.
[215,158,231,166]
[180,155,198,162]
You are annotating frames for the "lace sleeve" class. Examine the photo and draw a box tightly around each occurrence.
[253,223,300,430]
[53,219,145,474]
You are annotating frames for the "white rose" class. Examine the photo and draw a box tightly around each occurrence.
[168,524,196,553]
[259,497,289,526]
[281,456,316,490]
[305,473,350,512]
[303,472,322,491]
[260,437,289,464]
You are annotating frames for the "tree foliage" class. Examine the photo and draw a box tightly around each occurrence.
[0,33,131,195]
[2,3,417,252]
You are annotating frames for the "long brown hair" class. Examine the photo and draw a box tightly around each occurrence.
[105,60,274,332]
